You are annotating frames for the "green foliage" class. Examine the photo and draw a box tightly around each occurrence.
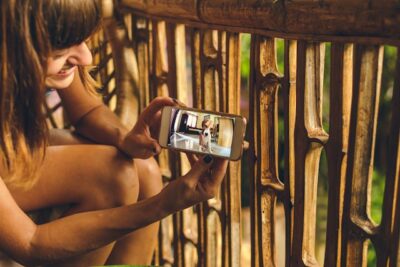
[368,241,377,267]
[240,34,251,79]
[371,170,385,224]
[367,169,386,266]
[240,35,285,78]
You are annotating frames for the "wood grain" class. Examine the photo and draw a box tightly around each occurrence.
[103,13,140,127]
[249,35,284,267]
[221,32,242,267]
[341,45,383,266]
[324,43,353,267]
[291,41,328,267]
[283,39,297,267]
[119,0,400,45]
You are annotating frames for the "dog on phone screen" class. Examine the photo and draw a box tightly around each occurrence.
[199,120,212,152]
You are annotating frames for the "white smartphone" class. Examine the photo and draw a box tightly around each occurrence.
[158,106,246,161]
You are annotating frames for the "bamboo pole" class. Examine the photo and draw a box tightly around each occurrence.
[120,0,400,45]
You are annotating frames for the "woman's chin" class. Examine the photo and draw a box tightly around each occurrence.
[45,73,75,89]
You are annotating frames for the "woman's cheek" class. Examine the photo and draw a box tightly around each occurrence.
[46,58,65,76]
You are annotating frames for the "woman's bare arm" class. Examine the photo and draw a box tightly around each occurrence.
[0,178,165,265]
[58,71,176,158]
[0,156,226,265]
[57,69,128,147]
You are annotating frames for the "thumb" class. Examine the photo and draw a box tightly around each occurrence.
[136,135,161,157]
[184,155,214,186]
[145,137,161,155]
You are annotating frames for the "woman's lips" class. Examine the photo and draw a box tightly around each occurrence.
[56,65,76,77]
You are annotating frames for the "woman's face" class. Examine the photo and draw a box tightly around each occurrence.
[45,42,92,89]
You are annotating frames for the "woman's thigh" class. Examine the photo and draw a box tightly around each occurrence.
[8,144,138,212]
[48,129,163,200]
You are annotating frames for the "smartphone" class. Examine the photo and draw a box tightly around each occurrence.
[159,106,246,161]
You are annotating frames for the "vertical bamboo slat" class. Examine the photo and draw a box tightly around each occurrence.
[292,41,328,267]
[191,29,202,109]
[134,17,151,111]
[152,21,169,97]
[103,14,140,127]
[283,40,297,267]
[221,32,241,267]
[341,45,383,266]
[249,35,284,267]
[151,20,172,180]
[149,19,176,267]
[201,29,223,267]
[165,22,186,267]
[189,28,208,267]
[324,43,353,267]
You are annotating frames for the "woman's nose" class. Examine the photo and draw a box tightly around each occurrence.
[67,42,93,66]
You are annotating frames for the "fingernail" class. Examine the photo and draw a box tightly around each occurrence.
[203,155,213,164]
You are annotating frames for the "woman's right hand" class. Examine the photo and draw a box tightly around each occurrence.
[160,155,228,213]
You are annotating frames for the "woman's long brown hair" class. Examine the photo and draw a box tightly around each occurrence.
[0,0,101,188]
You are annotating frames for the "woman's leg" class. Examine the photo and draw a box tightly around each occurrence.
[48,129,163,265]
[7,144,139,266]
[105,157,162,265]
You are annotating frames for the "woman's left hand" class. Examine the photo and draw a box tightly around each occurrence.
[119,97,176,159]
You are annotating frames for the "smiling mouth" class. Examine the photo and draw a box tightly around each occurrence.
[57,65,76,76]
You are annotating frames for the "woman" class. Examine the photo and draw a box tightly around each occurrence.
[0,0,228,266]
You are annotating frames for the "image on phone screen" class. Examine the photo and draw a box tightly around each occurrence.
[167,107,235,158]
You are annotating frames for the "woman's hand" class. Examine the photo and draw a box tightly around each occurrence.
[119,97,176,159]
[160,155,228,213]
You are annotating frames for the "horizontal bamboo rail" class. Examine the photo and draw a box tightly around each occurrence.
[120,0,400,45]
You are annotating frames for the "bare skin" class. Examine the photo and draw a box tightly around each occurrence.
[0,107,227,266]
[7,145,139,266]
[0,150,226,266]
[50,67,164,265]
[0,43,228,266]
[47,129,162,265]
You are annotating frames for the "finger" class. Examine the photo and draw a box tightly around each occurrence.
[208,158,229,187]
[149,108,168,138]
[149,110,162,138]
[184,155,214,186]
[137,134,161,156]
[141,97,175,125]
[185,152,199,166]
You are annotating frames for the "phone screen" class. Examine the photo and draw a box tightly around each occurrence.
[167,107,236,158]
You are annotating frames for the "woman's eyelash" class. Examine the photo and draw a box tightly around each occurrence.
[52,50,69,59]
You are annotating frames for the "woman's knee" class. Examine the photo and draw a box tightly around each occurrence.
[135,157,163,200]
[86,147,139,209]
